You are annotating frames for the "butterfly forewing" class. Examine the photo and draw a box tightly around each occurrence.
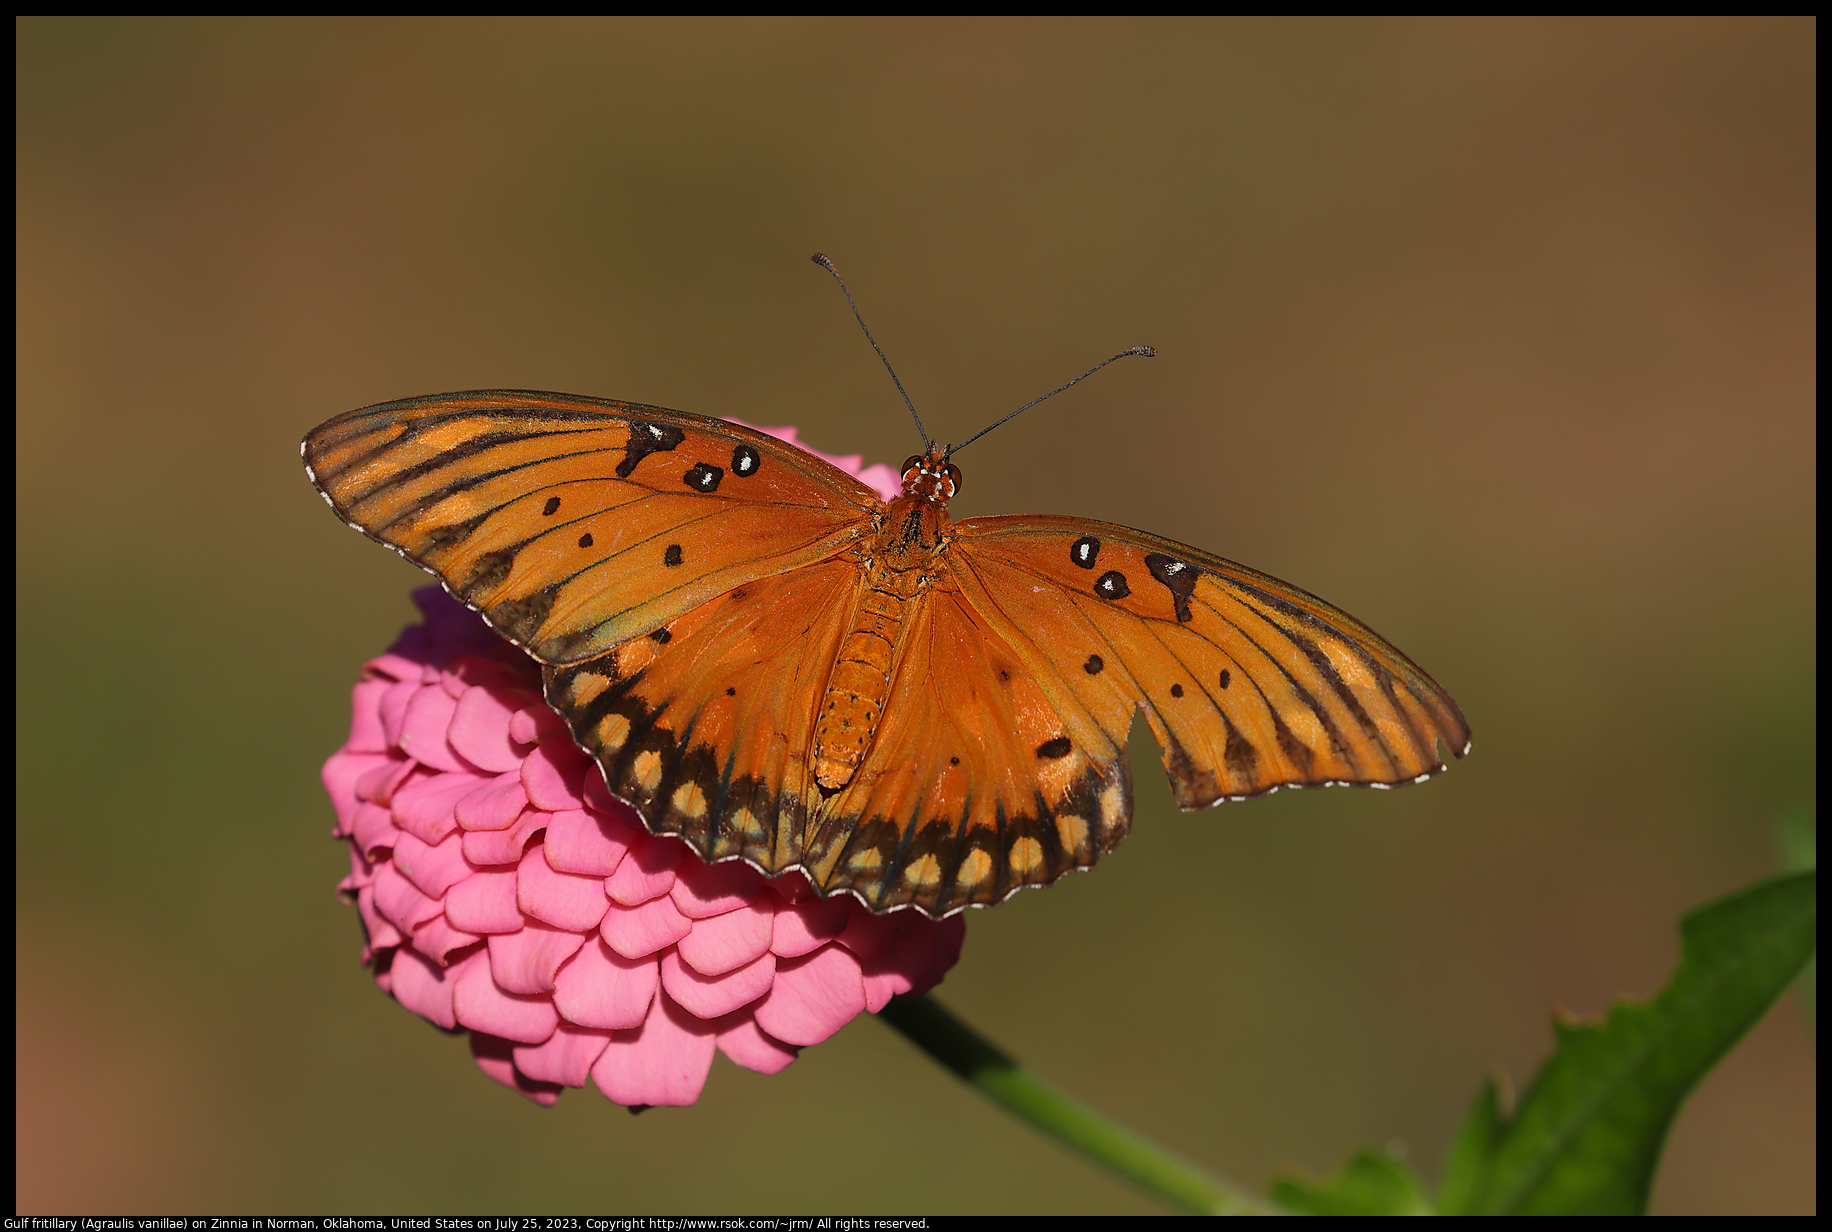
[304,392,880,661]
[948,515,1470,805]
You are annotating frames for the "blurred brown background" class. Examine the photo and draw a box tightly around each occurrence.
[16,17,1813,1215]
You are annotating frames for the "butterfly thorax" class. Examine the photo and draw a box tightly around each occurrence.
[809,475,956,793]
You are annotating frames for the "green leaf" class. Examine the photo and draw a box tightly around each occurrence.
[1778,804,1816,1021]
[1272,1147,1434,1215]
[1440,870,1816,1215]
[1433,1076,1503,1214]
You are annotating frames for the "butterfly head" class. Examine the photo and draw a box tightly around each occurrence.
[900,444,961,506]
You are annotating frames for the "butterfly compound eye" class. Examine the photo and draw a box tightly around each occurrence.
[945,463,962,494]
[902,455,924,474]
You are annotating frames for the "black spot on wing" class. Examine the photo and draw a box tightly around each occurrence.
[542,496,561,516]
[1145,553,1197,623]
[684,462,723,492]
[616,421,686,479]
[1036,736,1072,760]
[1083,654,1104,675]
[1170,683,1184,698]
[1070,536,1101,569]
[578,532,594,548]
[1218,669,1232,689]
[1095,571,1131,601]
[731,445,760,477]
[650,627,672,644]
[663,544,683,567]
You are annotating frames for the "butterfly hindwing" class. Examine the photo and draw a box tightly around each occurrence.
[540,560,1131,915]
[543,556,864,880]
[800,584,1134,914]
[303,391,880,664]
[946,514,1471,806]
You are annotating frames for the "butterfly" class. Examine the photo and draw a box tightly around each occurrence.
[303,273,1468,919]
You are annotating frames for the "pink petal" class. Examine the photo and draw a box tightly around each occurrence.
[470,1032,562,1106]
[353,758,413,809]
[606,836,682,906]
[344,678,395,753]
[522,736,590,810]
[453,770,528,831]
[768,869,817,903]
[342,842,378,891]
[676,898,774,976]
[447,687,524,772]
[364,646,423,688]
[581,772,623,815]
[858,912,968,1010]
[459,807,548,867]
[552,937,659,1030]
[487,920,587,995]
[512,1024,614,1088]
[836,904,899,961]
[753,943,866,1047]
[376,677,420,749]
[442,655,534,699]
[590,994,718,1107]
[398,684,467,772]
[390,828,472,899]
[321,749,392,836]
[442,867,523,934]
[509,703,565,745]
[716,1016,800,1076]
[389,944,465,1030]
[543,808,637,877]
[348,799,399,858]
[660,948,776,1020]
[671,857,762,919]
[453,955,559,1044]
[517,843,610,932]
[410,915,483,967]
[372,860,443,936]
[349,869,403,952]
[392,767,493,845]
[770,894,850,957]
[600,894,692,960]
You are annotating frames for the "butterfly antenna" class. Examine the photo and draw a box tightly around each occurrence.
[812,253,930,450]
[949,345,1156,456]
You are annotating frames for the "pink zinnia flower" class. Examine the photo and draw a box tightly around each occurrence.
[319,425,962,1108]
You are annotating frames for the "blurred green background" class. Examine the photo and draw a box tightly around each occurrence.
[16,17,1813,1215]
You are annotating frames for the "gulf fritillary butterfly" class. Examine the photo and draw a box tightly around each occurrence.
[304,269,1469,919]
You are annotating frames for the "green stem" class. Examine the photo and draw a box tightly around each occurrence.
[878,994,1274,1215]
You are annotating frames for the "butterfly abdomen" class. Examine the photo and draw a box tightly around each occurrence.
[811,496,950,792]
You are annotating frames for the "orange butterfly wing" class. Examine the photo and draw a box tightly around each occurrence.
[791,582,1135,914]
[303,391,880,661]
[944,514,1472,806]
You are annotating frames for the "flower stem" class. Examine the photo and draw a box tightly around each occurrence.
[878,994,1274,1215]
